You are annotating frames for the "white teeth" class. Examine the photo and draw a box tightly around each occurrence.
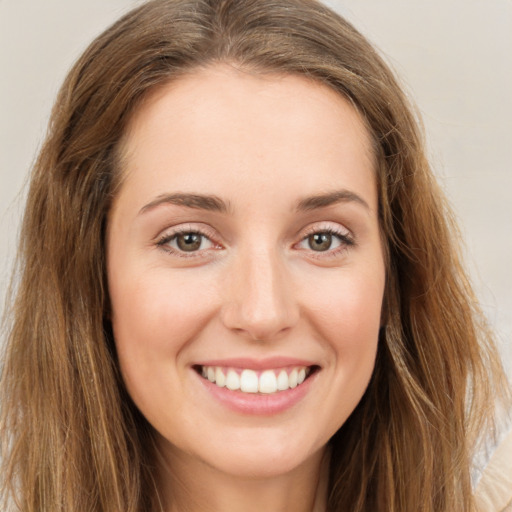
[199,365,312,394]
[240,369,259,393]
[259,370,277,394]
[289,368,298,388]
[225,369,240,391]
[276,370,289,391]
[215,367,226,387]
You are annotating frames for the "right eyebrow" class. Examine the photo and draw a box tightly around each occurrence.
[138,193,230,215]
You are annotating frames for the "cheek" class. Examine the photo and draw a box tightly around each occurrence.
[304,269,384,430]
[108,268,216,388]
[305,267,384,348]
[305,264,384,397]
[111,268,211,339]
[108,267,222,431]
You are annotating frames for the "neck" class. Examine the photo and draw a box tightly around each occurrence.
[153,439,330,512]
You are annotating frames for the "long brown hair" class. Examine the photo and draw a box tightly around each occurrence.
[1,1,509,510]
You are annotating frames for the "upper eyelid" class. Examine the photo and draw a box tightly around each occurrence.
[155,223,218,242]
[298,221,353,239]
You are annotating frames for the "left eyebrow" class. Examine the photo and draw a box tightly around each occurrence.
[296,190,370,212]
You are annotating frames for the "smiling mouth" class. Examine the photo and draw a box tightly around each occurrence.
[194,365,319,394]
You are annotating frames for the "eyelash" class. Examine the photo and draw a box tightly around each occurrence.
[295,225,355,258]
[155,224,355,259]
[156,225,220,259]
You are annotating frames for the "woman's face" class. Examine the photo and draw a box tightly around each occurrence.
[107,66,385,479]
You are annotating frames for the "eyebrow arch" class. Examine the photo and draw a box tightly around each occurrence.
[139,193,230,215]
[296,190,369,212]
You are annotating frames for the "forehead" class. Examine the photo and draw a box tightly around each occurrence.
[114,65,377,214]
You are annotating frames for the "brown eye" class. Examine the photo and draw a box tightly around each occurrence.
[157,228,217,256]
[308,233,332,251]
[176,233,203,251]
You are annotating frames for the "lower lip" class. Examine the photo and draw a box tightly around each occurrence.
[196,370,317,416]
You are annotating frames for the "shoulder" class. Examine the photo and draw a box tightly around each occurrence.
[475,425,512,512]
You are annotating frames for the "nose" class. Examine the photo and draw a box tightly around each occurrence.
[220,247,300,342]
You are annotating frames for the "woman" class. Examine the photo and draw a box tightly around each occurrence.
[0,0,509,510]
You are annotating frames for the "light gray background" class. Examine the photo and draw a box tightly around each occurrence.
[1,0,511,373]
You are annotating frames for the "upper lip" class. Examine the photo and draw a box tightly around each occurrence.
[193,356,318,371]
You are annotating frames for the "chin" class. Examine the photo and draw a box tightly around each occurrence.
[186,428,325,480]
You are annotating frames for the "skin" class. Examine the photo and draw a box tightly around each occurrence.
[107,65,386,512]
